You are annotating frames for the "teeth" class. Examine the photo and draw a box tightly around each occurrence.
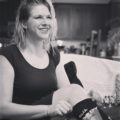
[39,28,49,32]
[41,28,48,30]
[39,28,49,30]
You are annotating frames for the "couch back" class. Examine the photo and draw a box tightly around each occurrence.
[61,53,120,99]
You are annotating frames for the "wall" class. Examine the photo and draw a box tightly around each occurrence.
[105,1,120,28]
[54,3,110,41]
[0,0,20,40]
[110,2,120,19]
[53,0,110,4]
[0,2,8,25]
[0,1,111,45]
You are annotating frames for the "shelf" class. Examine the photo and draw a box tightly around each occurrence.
[112,56,120,61]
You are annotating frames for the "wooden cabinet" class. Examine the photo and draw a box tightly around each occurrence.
[54,4,110,40]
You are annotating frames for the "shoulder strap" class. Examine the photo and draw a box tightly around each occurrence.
[50,47,60,67]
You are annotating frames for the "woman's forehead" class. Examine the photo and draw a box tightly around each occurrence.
[29,4,51,16]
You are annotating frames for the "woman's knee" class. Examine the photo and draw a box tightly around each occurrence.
[69,84,82,91]
[68,84,89,102]
[52,84,77,104]
[68,84,87,95]
[52,84,88,105]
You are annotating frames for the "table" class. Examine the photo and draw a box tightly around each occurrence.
[101,105,120,120]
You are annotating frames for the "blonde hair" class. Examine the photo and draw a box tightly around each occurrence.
[12,0,57,51]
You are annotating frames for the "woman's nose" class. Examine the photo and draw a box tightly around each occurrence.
[41,18,49,25]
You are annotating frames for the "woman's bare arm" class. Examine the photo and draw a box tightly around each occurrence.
[0,55,50,120]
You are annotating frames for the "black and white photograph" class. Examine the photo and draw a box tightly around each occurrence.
[0,0,120,120]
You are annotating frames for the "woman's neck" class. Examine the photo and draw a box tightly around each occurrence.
[25,34,50,52]
[19,38,47,57]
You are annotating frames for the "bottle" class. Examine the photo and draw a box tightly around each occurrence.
[115,74,120,105]
[64,61,84,88]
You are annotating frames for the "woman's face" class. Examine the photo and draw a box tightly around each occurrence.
[25,4,52,40]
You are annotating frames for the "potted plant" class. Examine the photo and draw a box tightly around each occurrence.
[107,17,120,57]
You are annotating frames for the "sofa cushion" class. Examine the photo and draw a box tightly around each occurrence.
[61,53,120,99]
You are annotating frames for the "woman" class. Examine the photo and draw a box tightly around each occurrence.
[0,0,110,120]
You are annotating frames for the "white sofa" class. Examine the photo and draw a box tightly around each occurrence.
[61,53,120,100]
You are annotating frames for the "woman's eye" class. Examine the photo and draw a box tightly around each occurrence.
[47,16,52,19]
[34,15,52,20]
[34,15,43,19]
[35,16,42,19]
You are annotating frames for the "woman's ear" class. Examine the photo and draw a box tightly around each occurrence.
[22,22,27,29]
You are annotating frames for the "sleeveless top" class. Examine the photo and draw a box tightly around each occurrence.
[0,45,60,105]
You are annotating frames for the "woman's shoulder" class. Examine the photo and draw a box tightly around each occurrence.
[50,46,60,67]
[0,44,16,54]
[0,44,17,67]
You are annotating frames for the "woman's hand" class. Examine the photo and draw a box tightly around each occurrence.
[83,108,96,120]
[47,100,72,117]
[88,90,102,106]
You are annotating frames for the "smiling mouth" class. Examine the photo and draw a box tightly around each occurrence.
[39,28,50,33]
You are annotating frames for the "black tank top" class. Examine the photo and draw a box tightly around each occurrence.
[0,45,60,105]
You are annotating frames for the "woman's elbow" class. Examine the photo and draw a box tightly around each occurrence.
[0,107,3,119]
[0,102,4,118]
[0,102,10,119]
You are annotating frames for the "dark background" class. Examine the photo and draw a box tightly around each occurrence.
[0,0,120,43]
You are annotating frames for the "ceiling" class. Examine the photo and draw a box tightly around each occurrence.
[53,0,111,4]
[0,0,119,4]
[0,0,7,1]
[112,0,120,2]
